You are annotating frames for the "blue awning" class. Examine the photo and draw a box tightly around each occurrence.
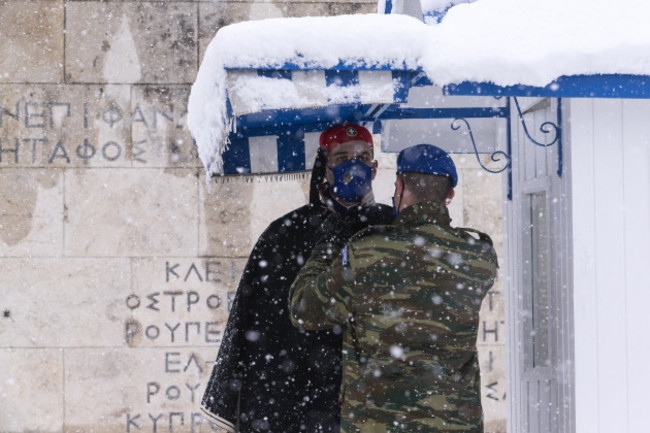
[219,65,650,175]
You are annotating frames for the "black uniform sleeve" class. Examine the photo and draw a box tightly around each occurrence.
[200,227,278,432]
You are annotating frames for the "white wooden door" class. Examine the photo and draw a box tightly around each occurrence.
[505,97,575,433]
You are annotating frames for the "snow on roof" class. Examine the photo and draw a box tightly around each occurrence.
[188,0,650,176]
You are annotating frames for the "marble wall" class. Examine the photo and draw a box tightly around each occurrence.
[0,1,506,432]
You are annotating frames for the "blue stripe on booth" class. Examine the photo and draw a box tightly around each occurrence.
[258,70,292,80]
[277,132,306,172]
[222,134,251,174]
[325,70,360,88]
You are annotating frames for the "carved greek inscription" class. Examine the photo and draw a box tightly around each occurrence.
[122,259,237,432]
[0,99,188,166]
[123,261,237,346]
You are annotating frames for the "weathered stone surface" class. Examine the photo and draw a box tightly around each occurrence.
[329,2,377,15]
[63,347,215,433]
[0,258,130,347]
[64,168,199,257]
[126,257,246,348]
[479,345,508,433]
[66,2,196,84]
[198,173,311,257]
[0,84,132,168]
[0,348,63,431]
[198,1,363,66]
[0,1,64,83]
[0,83,200,169]
[0,168,63,257]
[131,85,199,168]
[460,164,504,249]
[198,2,281,64]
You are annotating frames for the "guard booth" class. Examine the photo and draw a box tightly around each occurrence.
[188,2,650,432]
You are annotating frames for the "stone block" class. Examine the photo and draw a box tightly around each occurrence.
[0,348,63,431]
[0,258,130,347]
[478,344,508,433]
[198,173,310,257]
[66,2,196,84]
[460,165,504,249]
[285,2,331,17]
[0,84,133,168]
[64,168,199,257]
[0,1,64,83]
[198,2,265,64]
[329,2,377,15]
[63,347,216,433]
[198,2,334,64]
[0,83,199,169]
[0,168,63,257]
[125,257,246,348]
[478,281,506,346]
[131,85,199,168]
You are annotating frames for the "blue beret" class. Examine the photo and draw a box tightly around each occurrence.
[396,144,458,188]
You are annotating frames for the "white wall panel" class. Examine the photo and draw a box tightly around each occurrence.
[567,98,599,433]
[621,99,650,433]
[570,98,650,433]
[593,99,628,432]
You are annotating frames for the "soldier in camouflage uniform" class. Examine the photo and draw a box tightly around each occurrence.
[289,144,498,433]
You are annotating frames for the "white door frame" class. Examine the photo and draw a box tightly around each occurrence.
[505,97,575,433]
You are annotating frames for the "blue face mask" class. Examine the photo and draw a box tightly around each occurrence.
[330,159,373,203]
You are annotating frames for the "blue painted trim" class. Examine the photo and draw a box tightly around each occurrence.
[225,94,234,118]
[325,70,359,87]
[228,69,650,99]
[277,133,306,172]
[557,98,563,177]
[506,97,512,201]
[222,135,251,174]
[258,70,292,80]
[392,71,412,102]
[513,97,560,147]
[325,70,360,103]
[451,118,510,174]
[374,106,509,120]
[224,62,421,72]
[233,104,370,134]
[229,105,509,139]
[444,74,650,99]
[385,0,393,14]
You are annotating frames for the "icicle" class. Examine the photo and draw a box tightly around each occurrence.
[210,171,310,184]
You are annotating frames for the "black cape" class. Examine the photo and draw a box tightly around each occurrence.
[201,198,393,433]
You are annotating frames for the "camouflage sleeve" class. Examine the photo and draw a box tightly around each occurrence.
[288,241,353,330]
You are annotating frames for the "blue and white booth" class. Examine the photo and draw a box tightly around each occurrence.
[189,1,650,432]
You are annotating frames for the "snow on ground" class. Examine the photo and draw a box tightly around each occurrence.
[188,0,650,175]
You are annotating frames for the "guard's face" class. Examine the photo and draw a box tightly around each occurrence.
[325,140,376,186]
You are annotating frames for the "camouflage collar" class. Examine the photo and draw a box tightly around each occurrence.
[394,201,451,227]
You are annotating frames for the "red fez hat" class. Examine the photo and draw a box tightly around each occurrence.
[319,123,373,154]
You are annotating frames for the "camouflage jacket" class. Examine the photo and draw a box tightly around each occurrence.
[289,201,498,433]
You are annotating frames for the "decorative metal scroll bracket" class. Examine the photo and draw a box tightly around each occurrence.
[513,96,563,177]
[450,117,511,174]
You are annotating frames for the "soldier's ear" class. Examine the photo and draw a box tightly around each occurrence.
[445,188,455,206]
[371,160,378,180]
[395,176,403,192]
